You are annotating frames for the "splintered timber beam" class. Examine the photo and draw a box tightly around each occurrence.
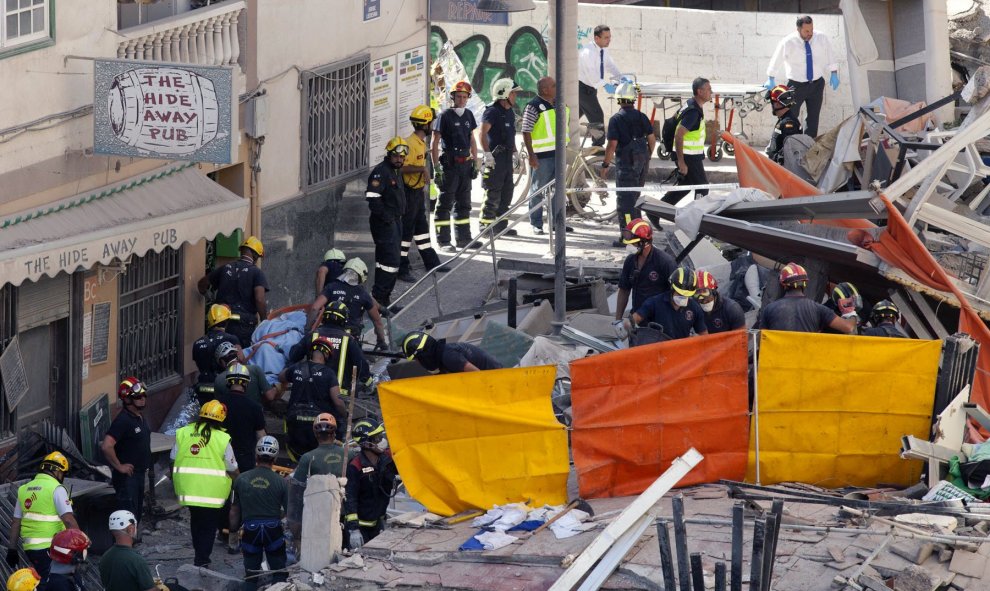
[547,448,704,591]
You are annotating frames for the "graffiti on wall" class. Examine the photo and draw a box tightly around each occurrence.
[430,25,548,114]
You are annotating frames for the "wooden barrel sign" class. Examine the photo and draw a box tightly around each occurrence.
[107,67,219,155]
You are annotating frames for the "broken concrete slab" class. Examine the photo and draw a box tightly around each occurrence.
[890,540,935,565]
[948,548,985,577]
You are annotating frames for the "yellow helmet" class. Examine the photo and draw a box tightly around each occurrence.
[240,236,264,257]
[410,105,435,126]
[199,399,227,423]
[6,568,39,591]
[207,304,233,328]
[40,451,69,474]
[385,136,410,157]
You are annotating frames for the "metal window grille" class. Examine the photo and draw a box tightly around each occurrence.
[119,248,183,386]
[301,54,370,189]
[0,285,15,436]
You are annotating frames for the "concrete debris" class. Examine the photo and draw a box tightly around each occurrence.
[175,564,243,591]
[333,554,365,570]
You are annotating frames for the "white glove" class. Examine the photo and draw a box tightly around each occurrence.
[482,151,495,169]
[512,151,523,172]
[349,530,364,550]
[612,319,629,340]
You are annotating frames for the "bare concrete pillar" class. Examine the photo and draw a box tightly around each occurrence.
[923,0,954,124]
[547,0,579,148]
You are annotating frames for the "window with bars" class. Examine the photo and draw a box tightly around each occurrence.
[0,285,15,436]
[301,54,370,190]
[118,248,183,387]
[2,0,52,53]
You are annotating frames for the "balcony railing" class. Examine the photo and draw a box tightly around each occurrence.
[116,0,245,69]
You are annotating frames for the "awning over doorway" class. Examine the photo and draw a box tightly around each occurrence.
[0,164,249,287]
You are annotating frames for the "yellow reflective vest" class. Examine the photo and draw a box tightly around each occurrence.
[531,105,571,154]
[172,424,233,508]
[680,105,706,156]
[17,473,67,550]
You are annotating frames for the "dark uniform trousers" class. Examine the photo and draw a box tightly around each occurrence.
[578,82,605,145]
[615,141,649,234]
[480,150,514,234]
[370,215,401,306]
[435,156,474,247]
[661,154,709,205]
[226,319,257,349]
[400,185,441,275]
[787,77,825,138]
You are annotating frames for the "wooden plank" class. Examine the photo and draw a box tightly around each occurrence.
[548,448,704,591]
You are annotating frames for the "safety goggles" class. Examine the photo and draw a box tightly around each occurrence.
[388,145,410,157]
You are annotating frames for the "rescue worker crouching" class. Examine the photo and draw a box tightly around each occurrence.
[230,436,288,591]
[862,300,905,338]
[628,267,709,344]
[192,304,243,405]
[432,81,480,251]
[307,257,389,346]
[344,420,398,550]
[694,270,746,334]
[765,84,802,164]
[613,219,676,340]
[755,262,857,334]
[43,529,90,591]
[286,300,372,395]
[278,336,347,461]
[367,137,409,310]
[399,106,444,283]
[171,400,239,568]
[401,331,502,373]
[315,248,347,297]
[7,452,78,578]
[479,78,523,238]
[602,83,655,247]
[197,236,269,347]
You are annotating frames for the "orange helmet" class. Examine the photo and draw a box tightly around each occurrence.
[313,412,337,433]
[779,262,808,288]
[451,81,472,96]
[622,218,653,245]
[696,270,718,291]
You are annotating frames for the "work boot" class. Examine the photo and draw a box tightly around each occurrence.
[440,243,456,253]
[398,270,418,283]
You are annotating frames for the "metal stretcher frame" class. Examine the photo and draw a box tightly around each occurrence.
[635,82,768,161]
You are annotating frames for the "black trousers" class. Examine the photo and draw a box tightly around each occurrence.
[26,549,51,579]
[615,160,648,234]
[480,151,514,233]
[370,215,401,305]
[787,77,824,138]
[112,468,147,522]
[579,82,605,146]
[400,185,441,273]
[188,505,222,567]
[435,159,474,246]
[662,154,709,205]
[226,318,257,348]
[241,521,287,591]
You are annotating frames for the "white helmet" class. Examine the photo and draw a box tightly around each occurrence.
[614,82,638,102]
[256,435,279,459]
[108,510,137,531]
[343,258,368,283]
[492,78,522,101]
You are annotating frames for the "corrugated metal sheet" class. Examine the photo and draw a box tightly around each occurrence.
[17,274,69,332]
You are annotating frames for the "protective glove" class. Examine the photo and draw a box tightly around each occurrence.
[433,167,445,190]
[611,319,628,340]
[829,71,840,91]
[603,83,617,94]
[349,530,364,550]
[482,151,494,169]
[470,159,479,180]
[5,547,17,568]
[511,151,523,172]
[763,76,775,90]
[619,76,634,84]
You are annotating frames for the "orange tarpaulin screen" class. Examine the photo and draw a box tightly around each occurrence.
[570,331,749,499]
[725,133,990,410]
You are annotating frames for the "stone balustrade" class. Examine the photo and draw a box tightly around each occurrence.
[116,0,245,68]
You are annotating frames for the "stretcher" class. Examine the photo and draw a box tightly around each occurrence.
[634,82,768,162]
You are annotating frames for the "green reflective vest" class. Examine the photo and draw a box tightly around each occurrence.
[680,114,706,156]
[531,105,571,154]
[172,424,233,508]
[17,473,67,550]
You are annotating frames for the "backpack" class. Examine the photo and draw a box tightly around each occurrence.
[660,104,700,161]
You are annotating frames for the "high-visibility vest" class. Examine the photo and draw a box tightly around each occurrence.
[17,474,66,550]
[680,110,706,156]
[531,105,571,154]
[172,424,233,508]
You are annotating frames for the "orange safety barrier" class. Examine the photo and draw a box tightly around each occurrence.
[570,331,750,499]
[724,133,990,411]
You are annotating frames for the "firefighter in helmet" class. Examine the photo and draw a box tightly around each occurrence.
[431,81,480,250]
[398,105,444,282]
[366,137,409,310]
[343,420,398,549]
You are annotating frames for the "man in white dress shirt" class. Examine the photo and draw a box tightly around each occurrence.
[578,25,623,147]
[765,15,839,138]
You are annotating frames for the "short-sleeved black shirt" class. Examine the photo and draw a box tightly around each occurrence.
[192,328,241,383]
[757,293,837,333]
[435,108,477,155]
[366,159,406,220]
[105,408,151,472]
[483,103,516,150]
[418,340,503,374]
[215,391,266,472]
[208,259,270,317]
[607,106,654,148]
[618,247,677,313]
[704,295,747,334]
[320,279,375,333]
[635,291,708,339]
[321,260,345,288]
[678,98,703,133]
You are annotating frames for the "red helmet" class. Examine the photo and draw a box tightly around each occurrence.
[622,218,653,245]
[451,81,472,96]
[767,84,796,108]
[117,377,147,401]
[779,262,808,288]
[696,270,718,291]
[49,529,90,564]
[311,335,336,358]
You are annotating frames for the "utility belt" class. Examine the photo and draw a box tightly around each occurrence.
[441,152,472,166]
[240,519,284,554]
[491,145,511,156]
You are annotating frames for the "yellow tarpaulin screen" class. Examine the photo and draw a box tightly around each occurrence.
[378,366,569,516]
[749,331,940,487]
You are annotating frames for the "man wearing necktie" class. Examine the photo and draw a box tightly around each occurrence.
[765,15,839,138]
[578,24,623,147]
